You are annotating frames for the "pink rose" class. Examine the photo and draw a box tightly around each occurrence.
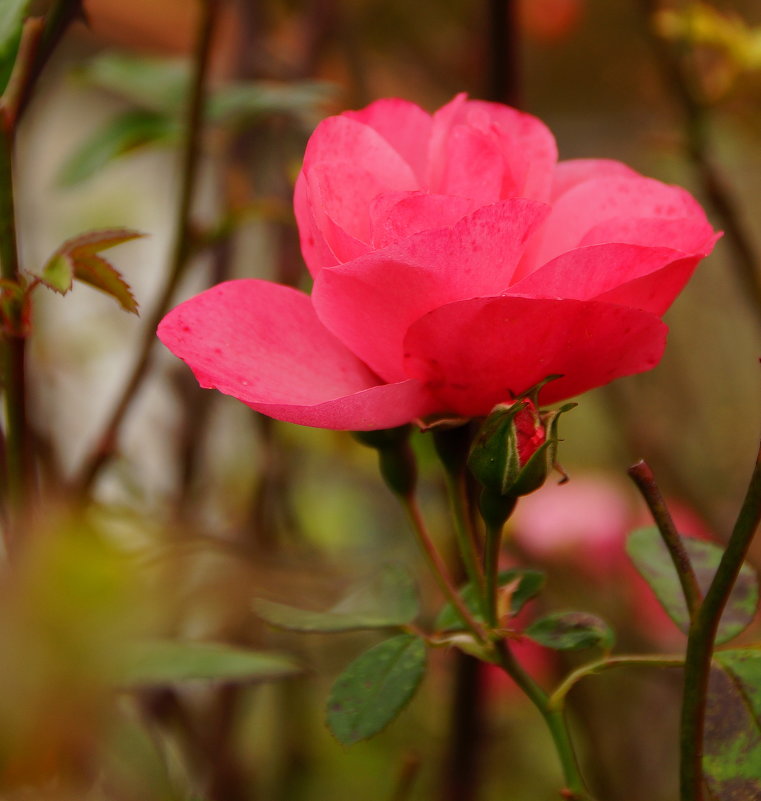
[158,94,719,430]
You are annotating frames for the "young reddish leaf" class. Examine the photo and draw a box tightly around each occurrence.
[35,229,144,314]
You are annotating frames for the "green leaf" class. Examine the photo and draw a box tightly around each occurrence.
[435,568,544,632]
[253,563,419,633]
[0,0,29,96]
[35,229,143,313]
[326,634,426,745]
[626,527,758,644]
[58,110,177,186]
[120,640,300,687]
[704,649,761,797]
[525,611,615,651]
[76,52,189,112]
[207,81,333,126]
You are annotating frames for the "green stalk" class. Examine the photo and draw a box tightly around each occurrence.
[680,440,761,801]
[0,117,29,542]
[495,641,591,800]
[401,494,488,644]
[484,521,503,627]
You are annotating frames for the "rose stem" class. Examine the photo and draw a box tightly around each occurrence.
[401,493,488,643]
[494,640,591,800]
[628,460,703,620]
[74,0,220,495]
[433,426,487,615]
[680,438,761,801]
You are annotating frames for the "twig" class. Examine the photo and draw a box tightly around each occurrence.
[75,0,220,494]
[628,460,703,621]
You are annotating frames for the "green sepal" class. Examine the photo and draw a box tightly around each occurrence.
[353,425,416,496]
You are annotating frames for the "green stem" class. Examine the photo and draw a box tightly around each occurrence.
[495,641,591,800]
[484,522,503,627]
[628,460,702,621]
[401,494,488,644]
[680,440,761,801]
[0,117,29,547]
[548,655,685,711]
[444,473,486,606]
[75,0,219,494]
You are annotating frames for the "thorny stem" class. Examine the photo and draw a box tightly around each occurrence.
[494,641,591,800]
[401,494,488,644]
[75,0,220,494]
[628,460,703,620]
[680,439,761,801]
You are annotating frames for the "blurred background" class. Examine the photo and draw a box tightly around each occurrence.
[4,0,761,799]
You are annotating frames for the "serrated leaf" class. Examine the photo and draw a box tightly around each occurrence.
[254,563,419,633]
[626,527,758,644]
[326,634,426,745]
[435,569,544,632]
[120,640,300,687]
[704,649,761,797]
[0,0,29,96]
[525,611,615,651]
[58,110,177,186]
[36,229,143,313]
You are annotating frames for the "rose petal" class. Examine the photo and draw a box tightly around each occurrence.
[157,280,435,430]
[402,295,667,416]
[294,171,339,276]
[519,175,707,276]
[551,158,639,200]
[433,123,506,202]
[343,98,433,182]
[508,242,705,313]
[312,199,549,381]
[580,216,718,254]
[370,191,483,249]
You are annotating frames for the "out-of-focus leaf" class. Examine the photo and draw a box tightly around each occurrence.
[208,81,334,125]
[626,527,758,644]
[704,649,761,798]
[254,563,419,632]
[435,568,544,632]
[326,634,426,745]
[121,640,300,687]
[0,0,29,96]
[35,229,143,313]
[525,611,615,651]
[76,52,188,112]
[58,109,177,186]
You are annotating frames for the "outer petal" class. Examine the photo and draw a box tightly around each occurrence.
[157,280,435,430]
[519,175,707,276]
[343,98,433,182]
[551,158,638,200]
[402,295,667,416]
[312,199,549,382]
[294,171,338,276]
[508,243,705,314]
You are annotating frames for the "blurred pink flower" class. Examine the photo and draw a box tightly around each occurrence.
[159,95,718,430]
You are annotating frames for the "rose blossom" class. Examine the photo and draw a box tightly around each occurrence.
[158,94,719,430]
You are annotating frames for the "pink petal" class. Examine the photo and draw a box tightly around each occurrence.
[579,216,718,253]
[312,199,549,381]
[294,171,339,276]
[508,243,705,314]
[369,191,483,249]
[432,124,506,202]
[343,98,433,182]
[519,175,707,275]
[402,295,667,416]
[551,158,639,200]
[157,280,435,430]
